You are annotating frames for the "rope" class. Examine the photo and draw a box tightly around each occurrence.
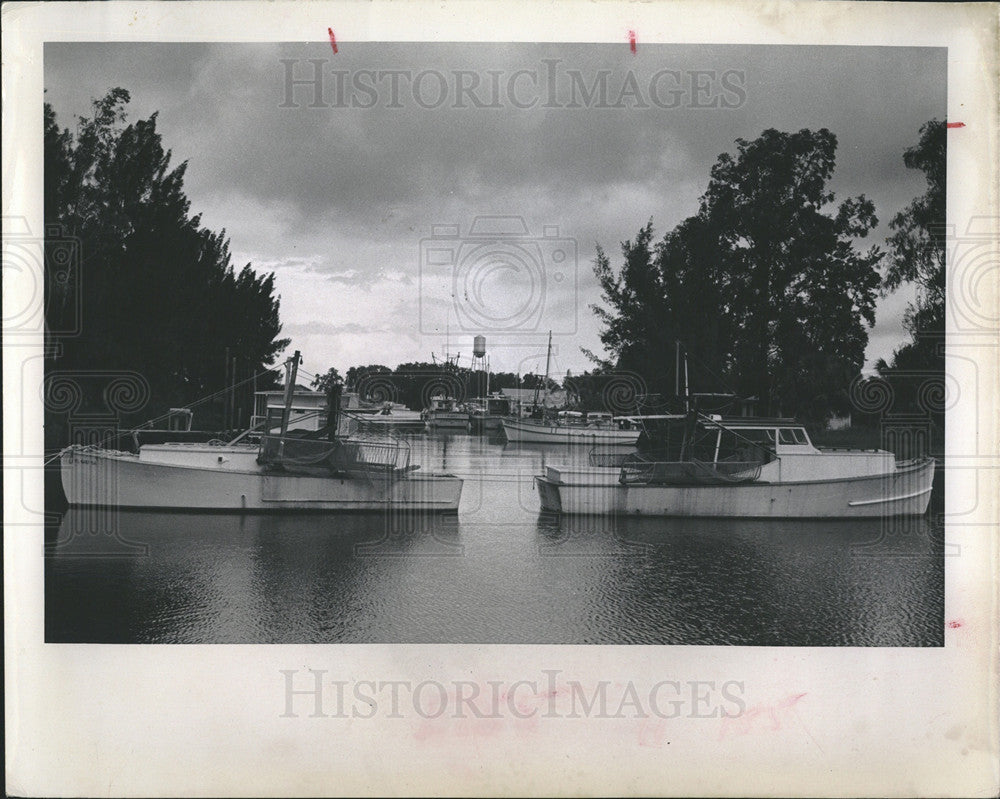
[45,366,279,460]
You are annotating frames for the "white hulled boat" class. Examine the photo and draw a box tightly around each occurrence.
[467,395,513,434]
[59,352,462,512]
[60,437,462,512]
[501,414,642,445]
[501,331,642,445]
[422,396,468,431]
[533,415,934,517]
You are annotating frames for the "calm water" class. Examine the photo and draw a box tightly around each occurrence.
[45,433,944,645]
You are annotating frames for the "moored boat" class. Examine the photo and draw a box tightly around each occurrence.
[467,395,513,433]
[353,405,426,432]
[423,396,468,431]
[59,351,463,512]
[534,415,934,517]
[501,414,642,445]
[60,437,463,512]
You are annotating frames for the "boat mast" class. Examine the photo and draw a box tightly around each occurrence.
[684,348,690,414]
[675,340,681,401]
[280,350,301,438]
[675,339,690,413]
[542,330,552,410]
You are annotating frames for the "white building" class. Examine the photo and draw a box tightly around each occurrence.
[251,387,327,432]
[498,387,568,414]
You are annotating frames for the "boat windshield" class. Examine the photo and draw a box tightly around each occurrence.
[733,428,776,446]
[778,427,810,445]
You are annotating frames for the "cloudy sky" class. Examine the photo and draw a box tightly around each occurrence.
[44,42,945,381]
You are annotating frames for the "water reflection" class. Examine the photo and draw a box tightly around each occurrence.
[46,432,944,646]
[536,514,943,646]
[47,509,465,643]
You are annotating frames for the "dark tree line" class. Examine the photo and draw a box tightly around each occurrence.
[874,120,946,423]
[587,126,947,424]
[44,89,289,439]
[306,362,560,411]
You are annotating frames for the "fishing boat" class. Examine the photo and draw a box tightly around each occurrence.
[533,414,935,517]
[352,402,426,432]
[499,331,641,444]
[59,352,463,512]
[422,396,468,431]
[354,408,426,432]
[467,395,513,433]
[501,414,642,444]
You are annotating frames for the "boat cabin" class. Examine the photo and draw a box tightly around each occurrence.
[468,395,512,416]
[426,396,461,413]
[702,418,893,482]
[712,420,819,455]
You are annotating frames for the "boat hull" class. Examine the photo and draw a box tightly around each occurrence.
[426,413,469,431]
[61,448,463,512]
[535,458,935,518]
[469,415,504,433]
[355,416,426,432]
[502,419,641,445]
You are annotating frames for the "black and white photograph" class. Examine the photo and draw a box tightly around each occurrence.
[5,1,999,796]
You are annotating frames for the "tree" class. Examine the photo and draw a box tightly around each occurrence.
[345,364,391,390]
[486,372,522,391]
[591,128,884,422]
[44,88,289,435]
[519,373,559,391]
[311,367,343,394]
[882,120,946,371]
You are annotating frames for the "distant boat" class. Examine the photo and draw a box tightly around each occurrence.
[467,395,513,433]
[501,414,642,444]
[422,396,468,431]
[534,414,934,517]
[352,403,426,433]
[59,352,462,512]
[500,330,641,444]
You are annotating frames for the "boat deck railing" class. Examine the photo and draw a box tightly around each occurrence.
[619,459,763,485]
[258,433,411,474]
[341,437,412,470]
[589,445,647,467]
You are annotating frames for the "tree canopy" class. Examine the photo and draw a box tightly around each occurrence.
[310,367,343,394]
[881,119,946,370]
[44,89,289,431]
[591,127,884,421]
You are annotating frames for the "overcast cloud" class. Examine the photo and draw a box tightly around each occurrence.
[44,42,944,379]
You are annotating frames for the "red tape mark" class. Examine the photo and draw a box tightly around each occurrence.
[629,30,637,54]
[328,27,338,54]
[946,122,965,129]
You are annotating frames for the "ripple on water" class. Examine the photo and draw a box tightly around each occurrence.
[45,435,945,646]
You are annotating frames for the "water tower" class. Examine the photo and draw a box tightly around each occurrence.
[470,335,489,396]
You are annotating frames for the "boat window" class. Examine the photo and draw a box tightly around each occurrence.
[778,428,798,444]
[792,428,809,444]
[739,428,775,444]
